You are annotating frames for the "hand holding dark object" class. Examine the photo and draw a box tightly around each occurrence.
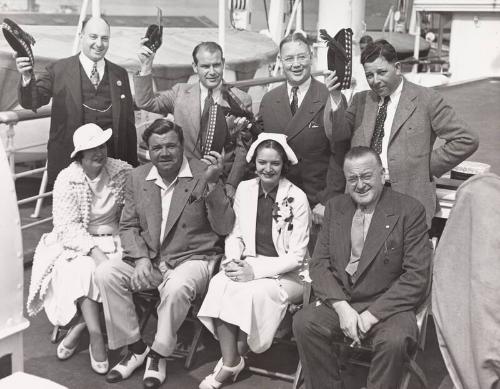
[2,18,38,111]
[319,28,353,90]
[143,7,163,53]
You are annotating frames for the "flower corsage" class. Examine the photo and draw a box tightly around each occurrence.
[272,196,294,232]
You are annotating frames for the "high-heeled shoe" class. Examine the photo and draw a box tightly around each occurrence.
[89,344,109,375]
[199,357,244,389]
[56,327,81,360]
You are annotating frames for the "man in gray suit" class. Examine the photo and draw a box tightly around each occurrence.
[95,119,234,388]
[134,41,252,198]
[293,146,432,389]
[325,39,479,227]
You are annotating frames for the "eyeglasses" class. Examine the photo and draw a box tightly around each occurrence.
[281,54,311,65]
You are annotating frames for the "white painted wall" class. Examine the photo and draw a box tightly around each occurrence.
[449,13,500,81]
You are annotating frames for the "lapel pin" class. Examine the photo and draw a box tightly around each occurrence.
[120,94,125,99]
[386,225,389,228]
[117,80,122,87]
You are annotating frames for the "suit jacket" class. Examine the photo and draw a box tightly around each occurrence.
[310,188,432,320]
[325,78,479,226]
[133,74,251,188]
[225,177,311,279]
[18,54,137,184]
[120,158,235,268]
[257,78,349,207]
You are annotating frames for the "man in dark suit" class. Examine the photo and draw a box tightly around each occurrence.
[324,39,478,227]
[293,146,432,389]
[95,119,234,388]
[257,32,349,234]
[134,41,252,198]
[15,17,137,185]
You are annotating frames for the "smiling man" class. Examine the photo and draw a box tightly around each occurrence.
[324,39,478,227]
[96,119,235,389]
[293,146,432,389]
[15,16,137,186]
[256,33,349,251]
[134,41,252,198]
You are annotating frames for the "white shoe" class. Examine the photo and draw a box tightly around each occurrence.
[106,346,150,383]
[89,344,109,375]
[143,355,167,389]
[56,327,81,360]
[199,357,244,389]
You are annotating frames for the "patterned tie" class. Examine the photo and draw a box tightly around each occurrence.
[370,96,390,154]
[199,89,215,155]
[345,208,365,277]
[90,62,100,89]
[290,86,299,116]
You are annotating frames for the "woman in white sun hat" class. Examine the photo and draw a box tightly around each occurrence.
[27,123,132,374]
[198,133,311,389]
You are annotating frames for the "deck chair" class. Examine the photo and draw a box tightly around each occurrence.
[132,255,222,369]
[245,275,312,389]
[296,237,438,389]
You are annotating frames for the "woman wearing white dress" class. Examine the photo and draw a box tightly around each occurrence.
[27,123,131,374]
[198,133,311,388]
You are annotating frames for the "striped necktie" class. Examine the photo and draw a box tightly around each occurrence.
[290,86,299,116]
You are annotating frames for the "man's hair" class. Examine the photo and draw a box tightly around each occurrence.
[142,118,184,146]
[359,35,374,45]
[361,39,398,65]
[279,32,310,53]
[81,17,110,32]
[344,146,383,168]
[249,139,291,176]
[192,41,224,64]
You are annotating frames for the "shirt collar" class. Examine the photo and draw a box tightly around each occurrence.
[200,82,222,104]
[287,76,312,97]
[146,156,193,190]
[79,52,105,76]
[258,182,278,201]
[384,77,403,105]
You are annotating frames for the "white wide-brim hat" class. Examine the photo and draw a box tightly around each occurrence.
[246,133,298,165]
[70,123,113,158]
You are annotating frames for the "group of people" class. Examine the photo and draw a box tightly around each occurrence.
[24,15,479,389]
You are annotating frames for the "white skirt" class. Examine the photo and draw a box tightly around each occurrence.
[198,271,302,353]
[43,235,122,326]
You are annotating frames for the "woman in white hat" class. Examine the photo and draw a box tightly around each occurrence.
[27,123,132,374]
[198,133,311,388]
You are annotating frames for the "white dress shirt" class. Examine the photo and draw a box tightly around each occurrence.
[145,157,193,242]
[199,82,222,112]
[79,52,106,87]
[380,78,403,179]
[287,76,312,109]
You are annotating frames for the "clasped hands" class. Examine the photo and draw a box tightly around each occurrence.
[130,258,163,292]
[224,258,255,282]
[333,301,379,347]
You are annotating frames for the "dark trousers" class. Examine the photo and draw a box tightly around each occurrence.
[293,302,418,389]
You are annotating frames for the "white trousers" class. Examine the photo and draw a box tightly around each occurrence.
[95,258,211,357]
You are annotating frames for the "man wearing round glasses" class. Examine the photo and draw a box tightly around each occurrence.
[257,33,349,249]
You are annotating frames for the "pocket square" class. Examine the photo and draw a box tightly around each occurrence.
[308,121,320,128]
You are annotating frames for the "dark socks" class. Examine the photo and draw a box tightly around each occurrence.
[129,339,148,355]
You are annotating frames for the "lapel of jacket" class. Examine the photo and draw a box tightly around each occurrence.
[271,83,293,129]
[354,189,399,282]
[271,178,292,248]
[362,90,380,144]
[335,197,356,288]
[389,79,417,144]
[181,83,202,154]
[287,78,324,142]
[106,60,123,133]
[142,175,162,249]
[65,55,83,125]
[161,163,200,242]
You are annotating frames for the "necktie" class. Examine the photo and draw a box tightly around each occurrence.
[370,96,390,154]
[290,86,299,116]
[90,62,100,89]
[199,89,215,155]
[346,208,365,277]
